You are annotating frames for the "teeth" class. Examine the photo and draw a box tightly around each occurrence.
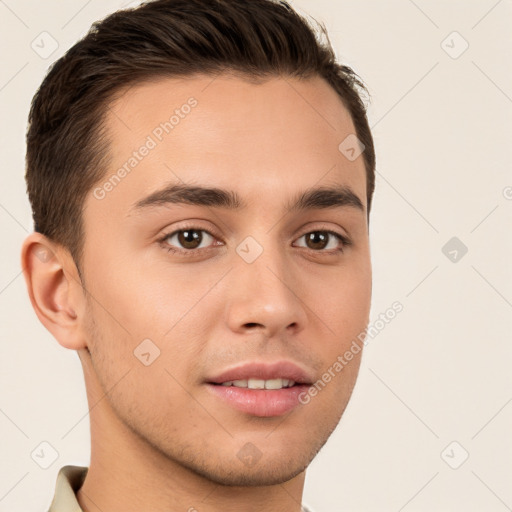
[219,378,296,389]
[248,378,265,389]
[265,378,285,389]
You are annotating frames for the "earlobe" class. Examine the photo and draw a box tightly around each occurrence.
[21,232,87,351]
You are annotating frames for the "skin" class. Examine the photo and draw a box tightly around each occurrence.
[21,73,372,512]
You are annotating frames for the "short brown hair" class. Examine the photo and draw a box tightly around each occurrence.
[25,0,376,277]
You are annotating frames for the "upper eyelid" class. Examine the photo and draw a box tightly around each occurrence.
[159,220,349,238]
[159,226,347,240]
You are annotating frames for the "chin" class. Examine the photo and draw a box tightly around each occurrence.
[184,455,312,487]
[173,429,333,488]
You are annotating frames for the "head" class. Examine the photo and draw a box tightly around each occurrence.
[22,0,375,487]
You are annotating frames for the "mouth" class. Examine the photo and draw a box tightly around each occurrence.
[205,361,314,417]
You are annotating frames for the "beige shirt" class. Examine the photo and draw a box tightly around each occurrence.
[47,465,87,512]
[47,464,315,512]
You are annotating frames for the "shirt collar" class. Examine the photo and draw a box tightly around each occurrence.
[48,465,88,512]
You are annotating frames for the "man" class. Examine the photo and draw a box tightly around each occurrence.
[21,0,375,510]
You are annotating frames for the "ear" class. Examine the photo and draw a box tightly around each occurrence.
[20,232,88,351]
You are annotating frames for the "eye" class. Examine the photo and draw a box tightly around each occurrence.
[159,227,220,255]
[294,230,351,253]
[158,226,351,257]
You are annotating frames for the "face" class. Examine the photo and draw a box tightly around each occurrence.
[80,73,372,486]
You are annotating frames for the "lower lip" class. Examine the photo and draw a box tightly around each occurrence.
[206,383,310,417]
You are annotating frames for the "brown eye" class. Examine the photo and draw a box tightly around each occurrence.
[295,230,348,252]
[305,232,329,250]
[176,229,202,249]
[163,229,216,252]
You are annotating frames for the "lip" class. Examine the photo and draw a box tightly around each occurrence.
[206,384,311,417]
[206,360,314,385]
[205,360,314,417]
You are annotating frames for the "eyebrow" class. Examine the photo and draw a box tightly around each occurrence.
[130,183,365,214]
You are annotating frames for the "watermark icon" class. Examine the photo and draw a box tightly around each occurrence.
[134,338,161,366]
[236,236,264,263]
[298,301,403,405]
[440,441,469,469]
[31,31,59,59]
[441,236,468,263]
[338,134,365,161]
[503,186,512,200]
[237,442,263,468]
[441,31,469,60]
[30,441,59,469]
[93,97,198,200]
[35,246,52,263]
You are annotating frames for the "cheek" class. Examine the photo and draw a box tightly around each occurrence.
[317,263,371,333]
[84,262,218,382]
[85,250,187,335]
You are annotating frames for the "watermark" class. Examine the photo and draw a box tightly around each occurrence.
[133,338,161,366]
[237,442,263,468]
[236,236,264,263]
[31,31,59,60]
[503,186,512,200]
[298,300,403,405]
[440,441,469,469]
[338,133,365,161]
[30,441,59,469]
[441,236,468,263]
[440,31,469,60]
[93,97,198,200]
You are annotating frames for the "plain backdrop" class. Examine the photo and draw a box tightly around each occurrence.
[1,1,511,511]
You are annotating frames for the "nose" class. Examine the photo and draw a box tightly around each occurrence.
[224,245,308,338]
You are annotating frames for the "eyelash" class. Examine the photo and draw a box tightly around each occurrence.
[158,225,352,257]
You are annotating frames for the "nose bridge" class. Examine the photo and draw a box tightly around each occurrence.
[225,234,307,335]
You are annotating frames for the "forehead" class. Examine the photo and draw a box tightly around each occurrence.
[91,73,366,221]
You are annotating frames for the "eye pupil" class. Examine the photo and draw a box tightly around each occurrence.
[306,232,329,250]
[178,229,202,249]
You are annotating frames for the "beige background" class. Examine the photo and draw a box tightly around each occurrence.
[1,1,511,511]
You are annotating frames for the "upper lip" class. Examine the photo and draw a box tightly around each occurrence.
[207,360,314,385]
